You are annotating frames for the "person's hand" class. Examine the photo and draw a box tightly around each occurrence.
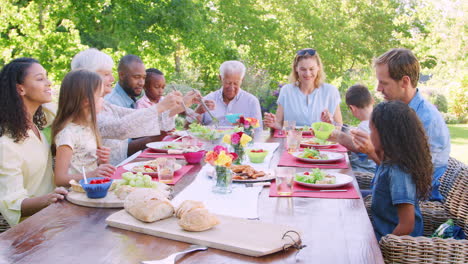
[328,129,340,142]
[263,112,278,129]
[350,129,374,155]
[195,100,215,114]
[93,164,116,178]
[183,90,201,107]
[96,146,111,164]
[320,109,333,124]
[158,91,183,114]
[44,187,68,206]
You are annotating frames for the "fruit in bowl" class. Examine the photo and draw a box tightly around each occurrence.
[246,149,269,163]
[80,177,113,199]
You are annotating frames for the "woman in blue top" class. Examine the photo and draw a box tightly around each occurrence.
[264,48,342,129]
[365,101,432,241]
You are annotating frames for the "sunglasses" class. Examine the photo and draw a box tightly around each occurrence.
[296,49,316,56]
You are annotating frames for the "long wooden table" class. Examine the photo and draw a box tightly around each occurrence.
[0,135,383,264]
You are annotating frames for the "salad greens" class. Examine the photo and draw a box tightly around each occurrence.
[188,123,242,141]
[295,169,327,184]
[298,148,327,159]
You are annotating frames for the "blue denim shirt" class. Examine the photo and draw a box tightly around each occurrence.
[408,90,451,200]
[371,164,424,241]
[105,82,137,109]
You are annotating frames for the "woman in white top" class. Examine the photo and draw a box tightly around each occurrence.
[264,48,342,129]
[0,58,67,226]
[71,49,199,165]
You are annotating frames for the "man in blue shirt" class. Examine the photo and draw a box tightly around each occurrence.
[105,54,146,109]
[352,48,451,201]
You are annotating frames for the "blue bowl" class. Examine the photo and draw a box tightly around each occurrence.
[225,113,241,124]
[79,177,113,199]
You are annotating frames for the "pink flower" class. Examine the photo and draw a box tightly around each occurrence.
[231,133,241,145]
[213,145,228,153]
[239,115,246,125]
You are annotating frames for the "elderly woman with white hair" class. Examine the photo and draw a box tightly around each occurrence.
[71,48,188,165]
[197,60,262,131]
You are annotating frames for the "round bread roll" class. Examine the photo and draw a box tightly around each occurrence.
[124,188,174,223]
[69,180,85,193]
[175,200,205,219]
[178,208,220,232]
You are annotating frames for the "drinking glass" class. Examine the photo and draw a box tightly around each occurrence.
[286,130,302,152]
[157,158,176,184]
[283,120,296,134]
[275,167,296,196]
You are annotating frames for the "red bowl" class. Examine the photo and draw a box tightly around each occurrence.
[183,150,206,164]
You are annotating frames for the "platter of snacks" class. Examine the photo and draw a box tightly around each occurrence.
[230,165,274,183]
[66,175,171,208]
[123,159,183,177]
[290,149,344,163]
[295,169,353,188]
[300,138,338,148]
[106,194,301,257]
[146,142,201,153]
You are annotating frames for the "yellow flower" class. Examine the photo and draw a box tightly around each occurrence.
[222,134,231,145]
[214,151,233,166]
[239,134,252,147]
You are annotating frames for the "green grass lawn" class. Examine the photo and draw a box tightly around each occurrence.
[448,124,468,164]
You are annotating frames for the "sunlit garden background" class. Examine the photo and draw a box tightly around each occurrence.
[1,0,466,161]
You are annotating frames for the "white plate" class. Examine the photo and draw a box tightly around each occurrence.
[295,172,353,189]
[290,151,344,163]
[123,161,182,177]
[146,142,185,153]
[300,138,339,149]
[206,166,274,183]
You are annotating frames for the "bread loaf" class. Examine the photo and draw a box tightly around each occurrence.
[124,188,174,223]
[178,208,220,232]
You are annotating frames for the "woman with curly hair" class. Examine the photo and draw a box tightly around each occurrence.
[0,58,67,227]
[364,101,433,241]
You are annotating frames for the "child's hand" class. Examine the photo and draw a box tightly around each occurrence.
[320,109,333,124]
[350,129,374,155]
[44,187,68,206]
[94,164,116,178]
[96,146,111,164]
[195,100,215,114]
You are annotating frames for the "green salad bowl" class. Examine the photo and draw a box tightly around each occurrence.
[246,149,269,163]
[312,122,335,140]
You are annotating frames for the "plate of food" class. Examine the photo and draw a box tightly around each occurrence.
[123,159,183,177]
[146,142,201,153]
[300,138,338,148]
[206,165,274,183]
[295,169,353,188]
[290,149,344,163]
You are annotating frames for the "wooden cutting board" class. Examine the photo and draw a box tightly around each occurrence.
[66,191,124,208]
[106,210,301,257]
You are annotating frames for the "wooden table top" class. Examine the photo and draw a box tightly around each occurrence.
[0,135,383,264]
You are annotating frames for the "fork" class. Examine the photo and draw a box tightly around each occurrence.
[170,86,199,122]
[141,244,208,264]
[191,88,219,128]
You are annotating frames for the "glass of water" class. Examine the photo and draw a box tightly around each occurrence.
[275,167,296,196]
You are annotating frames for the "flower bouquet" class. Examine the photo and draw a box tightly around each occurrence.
[237,116,259,139]
[205,146,238,194]
[222,131,252,165]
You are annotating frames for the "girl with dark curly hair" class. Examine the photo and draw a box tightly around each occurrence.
[367,101,433,241]
[0,58,67,226]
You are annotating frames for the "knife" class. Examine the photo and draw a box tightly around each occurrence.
[295,189,347,192]
[116,150,142,167]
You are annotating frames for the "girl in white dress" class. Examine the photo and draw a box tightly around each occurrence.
[52,70,115,187]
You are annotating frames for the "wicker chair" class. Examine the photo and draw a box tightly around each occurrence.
[379,167,468,263]
[0,213,10,233]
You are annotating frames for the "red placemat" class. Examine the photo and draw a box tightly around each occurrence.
[277,151,349,169]
[269,180,359,199]
[273,130,314,138]
[111,164,194,185]
[139,148,185,159]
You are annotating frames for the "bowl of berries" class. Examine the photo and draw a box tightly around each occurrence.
[79,177,113,199]
[246,149,269,163]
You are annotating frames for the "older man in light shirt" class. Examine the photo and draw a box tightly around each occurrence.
[197,61,263,132]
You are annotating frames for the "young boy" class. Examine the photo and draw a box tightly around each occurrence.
[329,84,376,173]
[137,68,166,109]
